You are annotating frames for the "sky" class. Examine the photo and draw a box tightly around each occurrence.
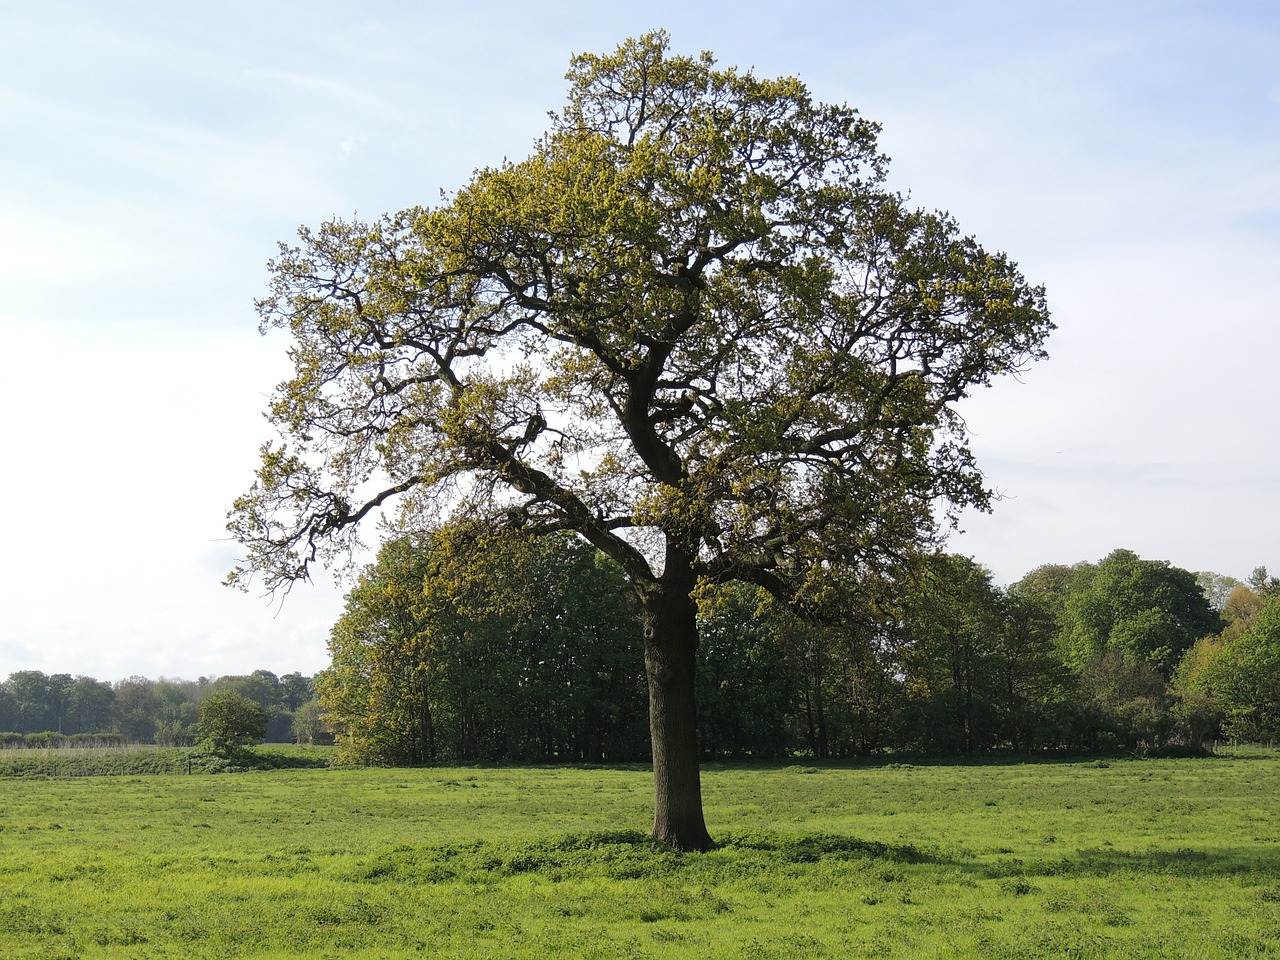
[1,1,1277,682]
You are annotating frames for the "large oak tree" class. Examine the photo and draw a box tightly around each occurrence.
[228,33,1052,850]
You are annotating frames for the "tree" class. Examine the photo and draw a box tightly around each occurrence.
[1058,550,1221,674]
[113,676,159,742]
[2,671,64,733]
[897,555,1004,753]
[279,673,315,711]
[1011,563,1078,614]
[321,528,646,765]
[196,690,268,757]
[152,681,199,746]
[1222,583,1266,635]
[212,671,294,741]
[1195,571,1239,612]
[1077,650,1170,750]
[65,676,116,734]
[320,537,443,765]
[1247,566,1280,598]
[290,700,325,744]
[696,582,801,759]
[0,682,13,732]
[1176,592,1280,744]
[993,591,1072,752]
[227,34,1052,849]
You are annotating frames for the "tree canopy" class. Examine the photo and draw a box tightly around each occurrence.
[1056,549,1221,673]
[227,33,1052,849]
[196,690,269,758]
[320,529,645,766]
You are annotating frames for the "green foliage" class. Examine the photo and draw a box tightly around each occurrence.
[315,541,1252,761]
[228,33,1051,846]
[1186,596,1280,741]
[0,731,128,749]
[228,32,1052,600]
[1195,570,1239,611]
[895,555,1070,754]
[898,555,1004,753]
[196,691,269,758]
[322,530,647,765]
[696,584,799,758]
[290,700,325,744]
[0,670,323,747]
[0,671,73,734]
[1221,582,1266,637]
[1248,565,1280,597]
[1075,651,1171,751]
[1049,549,1221,674]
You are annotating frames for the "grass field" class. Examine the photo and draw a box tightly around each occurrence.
[2,752,1279,958]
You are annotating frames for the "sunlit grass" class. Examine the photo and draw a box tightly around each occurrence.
[2,755,1279,957]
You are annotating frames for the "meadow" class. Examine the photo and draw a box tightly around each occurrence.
[2,752,1278,958]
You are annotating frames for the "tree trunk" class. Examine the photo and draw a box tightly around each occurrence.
[639,577,713,852]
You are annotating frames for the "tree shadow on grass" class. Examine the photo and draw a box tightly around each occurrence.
[701,752,1234,773]
[983,845,1280,882]
[713,830,937,864]
[346,828,947,885]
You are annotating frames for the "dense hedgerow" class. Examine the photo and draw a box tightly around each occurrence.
[0,744,332,778]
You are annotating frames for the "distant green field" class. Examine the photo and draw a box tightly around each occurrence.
[2,753,1278,958]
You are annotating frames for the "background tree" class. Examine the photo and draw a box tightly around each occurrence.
[1075,650,1171,751]
[227,33,1052,849]
[819,616,905,758]
[212,671,294,741]
[991,590,1072,752]
[1173,580,1269,733]
[65,676,116,734]
[319,536,438,764]
[1221,583,1267,637]
[695,583,799,759]
[1,672,69,734]
[150,681,199,746]
[1247,566,1280,598]
[290,700,325,745]
[1195,571,1240,611]
[322,528,646,765]
[897,554,1004,754]
[279,673,315,711]
[112,676,160,742]
[1058,549,1220,674]
[1175,591,1280,744]
[1011,563,1078,614]
[197,690,269,757]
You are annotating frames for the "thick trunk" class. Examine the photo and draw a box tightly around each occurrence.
[640,579,713,852]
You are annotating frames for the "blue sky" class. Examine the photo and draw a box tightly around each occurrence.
[1,1,1277,680]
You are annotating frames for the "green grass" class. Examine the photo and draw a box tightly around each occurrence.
[0,744,334,777]
[2,755,1279,957]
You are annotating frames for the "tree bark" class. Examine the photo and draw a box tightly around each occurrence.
[639,575,713,852]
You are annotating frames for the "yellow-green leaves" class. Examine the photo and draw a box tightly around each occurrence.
[229,32,1051,605]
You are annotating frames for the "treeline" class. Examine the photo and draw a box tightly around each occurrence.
[322,530,1280,763]
[0,670,324,745]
